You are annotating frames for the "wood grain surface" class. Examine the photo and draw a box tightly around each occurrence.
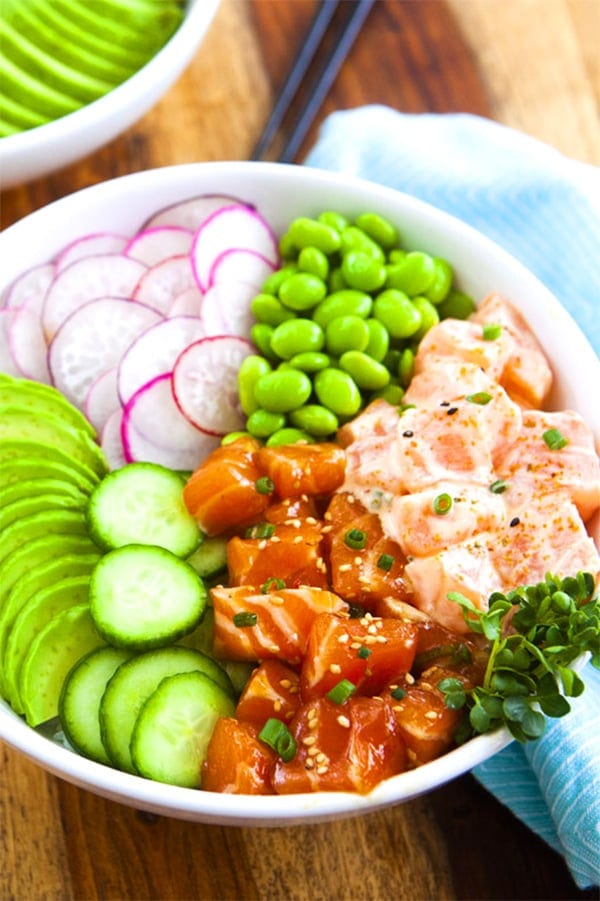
[1,2,599,899]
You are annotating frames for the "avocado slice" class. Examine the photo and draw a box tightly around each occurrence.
[0,93,50,130]
[0,375,97,438]
[0,118,20,137]
[51,0,166,55]
[0,456,97,495]
[0,440,101,488]
[0,53,81,120]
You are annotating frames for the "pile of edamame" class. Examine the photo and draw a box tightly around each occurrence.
[235,210,475,446]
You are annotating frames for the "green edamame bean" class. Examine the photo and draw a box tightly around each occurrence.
[364,318,389,363]
[290,404,339,437]
[388,249,407,265]
[425,258,453,304]
[278,272,327,311]
[279,232,297,260]
[288,217,341,254]
[251,293,295,326]
[373,289,422,339]
[438,289,476,320]
[328,267,347,293]
[262,266,296,296]
[238,354,272,415]
[318,211,350,233]
[251,323,277,359]
[254,369,312,413]
[246,408,286,438]
[298,246,329,281]
[314,368,362,418]
[266,427,312,447]
[385,251,436,296]
[411,296,440,340]
[341,250,386,293]
[312,290,373,329]
[355,212,400,250]
[383,349,403,374]
[221,431,251,446]
[340,226,385,263]
[270,318,325,360]
[325,315,370,357]
[398,348,415,388]
[371,383,405,405]
[339,351,391,391]
[288,351,331,373]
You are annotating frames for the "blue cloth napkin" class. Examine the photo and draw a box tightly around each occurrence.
[305,107,600,889]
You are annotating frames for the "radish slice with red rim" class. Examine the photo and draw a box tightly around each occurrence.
[168,287,203,318]
[101,409,127,470]
[84,368,120,433]
[191,204,279,292]
[42,254,147,340]
[117,315,206,406]
[172,335,253,436]
[55,233,129,272]
[200,281,257,340]
[48,297,163,408]
[8,306,51,383]
[208,247,275,290]
[125,226,194,267]
[122,373,220,469]
[1,262,55,310]
[132,254,197,315]
[0,310,21,376]
[142,194,249,231]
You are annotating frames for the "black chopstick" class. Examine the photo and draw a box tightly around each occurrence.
[251,0,375,164]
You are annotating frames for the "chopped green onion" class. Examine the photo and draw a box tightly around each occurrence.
[344,528,367,550]
[245,522,276,539]
[433,493,453,515]
[391,686,406,701]
[233,611,258,628]
[543,428,568,450]
[326,678,356,704]
[258,718,297,762]
[489,479,508,494]
[357,646,372,659]
[261,577,286,594]
[376,553,394,571]
[466,392,492,405]
[255,476,275,495]
[482,323,502,340]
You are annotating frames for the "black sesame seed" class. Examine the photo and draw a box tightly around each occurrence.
[510,517,521,527]
[447,407,459,415]
[402,430,414,437]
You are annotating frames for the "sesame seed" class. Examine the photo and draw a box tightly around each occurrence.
[279,679,292,689]
[268,644,281,654]
[293,535,303,544]
[271,596,285,606]
[337,632,350,644]
[350,641,362,649]
[302,735,317,746]
[306,516,318,525]
[320,524,333,533]
[425,710,438,721]
[273,700,282,712]
[354,556,363,566]
[339,563,352,572]
[315,752,328,764]
[367,624,378,635]
[307,746,320,756]
[270,535,281,543]
[258,539,267,550]
[337,715,351,728]
[405,673,415,684]
[329,663,342,674]
[407,749,418,763]
[347,495,355,504]
[376,635,388,644]
[316,765,329,775]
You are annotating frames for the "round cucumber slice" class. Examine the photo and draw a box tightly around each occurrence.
[19,604,104,727]
[99,646,233,773]
[131,671,235,787]
[59,646,134,765]
[86,462,201,557]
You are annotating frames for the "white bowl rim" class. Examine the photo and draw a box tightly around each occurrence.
[0,160,597,825]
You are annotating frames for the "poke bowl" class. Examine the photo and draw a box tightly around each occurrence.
[0,161,598,826]
[0,0,221,188]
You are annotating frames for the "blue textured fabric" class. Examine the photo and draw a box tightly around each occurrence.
[305,107,600,889]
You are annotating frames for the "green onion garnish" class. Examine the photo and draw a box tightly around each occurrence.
[433,493,453,515]
[245,522,276,539]
[482,323,502,340]
[391,686,407,701]
[261,577,286,594]
[233,611,258,628]
[357,646,371,659]
[255,476,275,495]
[344,528,367,550]
[326,678,356,704]
[258,718,297,762]
[376,553,394,571]
[543,428,568,450]
[490,479,508,494]
[466,392,492,405]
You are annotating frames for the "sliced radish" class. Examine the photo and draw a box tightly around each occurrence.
[168,287,203,318]
[132,254,197,315]
[172,335,253,436]
[143,194,248,231]
[191,204,279,292]
[101,409,127,470]
[0,309,21,376]
[84,368,120,433]
[48,297,163,407]
[55,233,129,271]
[208,247,275,290]
[42,254,147,340]
[2,262,55,310]
[122,373,219,469]
[117,315,206,405]
[200,281,257,340]
[125,226,193,266]
[8,306,51,383]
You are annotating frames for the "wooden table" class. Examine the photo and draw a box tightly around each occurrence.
[1,2,599,898]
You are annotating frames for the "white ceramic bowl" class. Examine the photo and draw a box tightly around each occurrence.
[0,161,598,826]
[0,0,220,189]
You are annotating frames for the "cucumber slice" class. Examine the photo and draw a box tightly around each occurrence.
[99,645,233,773]
[0,490,88,531]
[86,462,201,557]
[0,457,97,494]
[178,606,215,656]
[59,646,134,764]
[0,476,88,508]
[0,509,90,566]
[0,374,96,438]
[19,603,104,727]
[89,545,207,650]
[131,671,235,787]
[2,574,92,712]
[0,552,100,697]
[0,440,101,487]
[186,536,228,580]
